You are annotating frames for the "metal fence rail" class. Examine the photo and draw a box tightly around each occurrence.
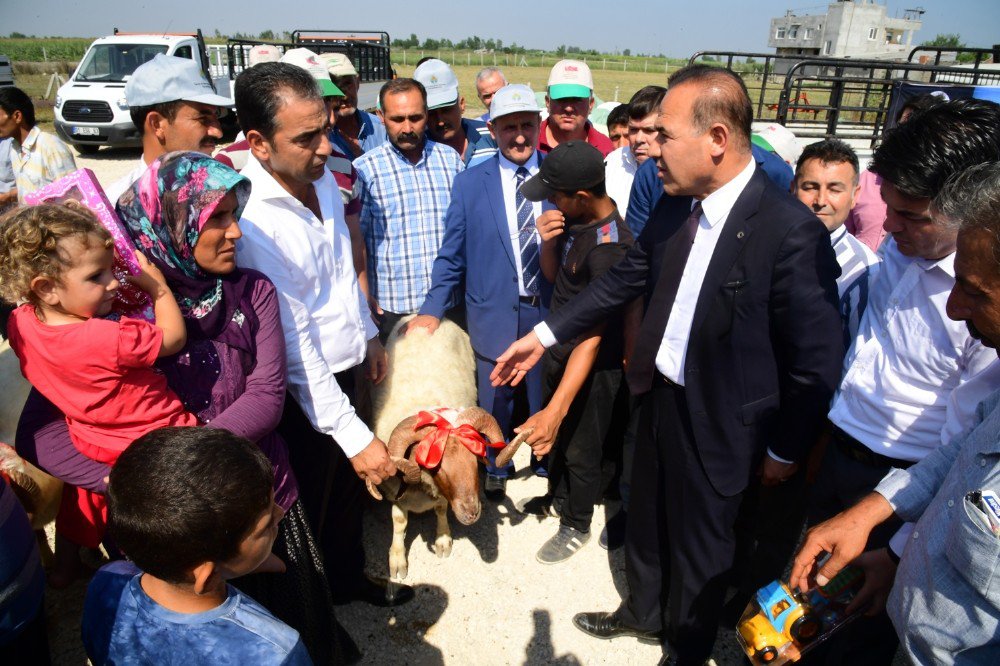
[689,51,1000,147]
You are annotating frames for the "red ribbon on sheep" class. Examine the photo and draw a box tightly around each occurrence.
[412,409,503,469]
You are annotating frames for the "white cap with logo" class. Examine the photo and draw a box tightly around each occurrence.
[414,58,460,109]
[280,48,344,97]
[489,84,541,121]
[547,59,594,100]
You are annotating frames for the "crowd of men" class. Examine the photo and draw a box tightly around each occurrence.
[1,44,999,666]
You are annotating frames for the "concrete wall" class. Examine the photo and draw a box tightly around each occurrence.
[769,1,921,59]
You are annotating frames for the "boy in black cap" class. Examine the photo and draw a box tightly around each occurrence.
[515,141,636,563]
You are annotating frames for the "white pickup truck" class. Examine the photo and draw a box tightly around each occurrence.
[54,29,231,154]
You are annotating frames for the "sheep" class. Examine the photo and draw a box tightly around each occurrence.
[368,316,520,581]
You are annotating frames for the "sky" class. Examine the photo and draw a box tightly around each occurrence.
[1,0,997,59]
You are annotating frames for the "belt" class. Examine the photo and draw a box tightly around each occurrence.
[831,426,915,470]
[655,372,682,388]
[519,295,540,307]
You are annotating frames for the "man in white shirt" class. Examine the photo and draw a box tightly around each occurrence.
[793,138,881,345]
[728,137,887,621]
[233,62,413,607]
[806,98,1000,666]
[104,55,228,204]
[604,86,665,219]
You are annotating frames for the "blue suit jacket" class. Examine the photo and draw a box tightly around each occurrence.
[419,153,552,360]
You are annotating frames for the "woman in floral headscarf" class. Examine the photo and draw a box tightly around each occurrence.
[17,152,354,664]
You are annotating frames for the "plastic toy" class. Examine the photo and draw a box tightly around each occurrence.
[736,565,864,664]
[23,168,154,322]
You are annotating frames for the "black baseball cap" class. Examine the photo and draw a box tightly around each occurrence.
[520,141,606,201]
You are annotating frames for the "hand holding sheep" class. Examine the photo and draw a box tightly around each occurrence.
[515,406,566,458]
[400,315,440,336]
[350,437,399,484]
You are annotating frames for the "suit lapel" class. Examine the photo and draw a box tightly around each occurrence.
[688,169,765,338]
[484,157,516,268]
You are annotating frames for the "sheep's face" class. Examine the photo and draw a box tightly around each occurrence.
[433,435,482,525]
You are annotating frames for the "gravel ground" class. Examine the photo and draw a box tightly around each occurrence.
[31,147,744,665]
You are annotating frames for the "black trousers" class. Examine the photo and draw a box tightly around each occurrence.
[277,372,366,597]
[544,356,623,533]
[799,440,903,666]
[616,379,744,666]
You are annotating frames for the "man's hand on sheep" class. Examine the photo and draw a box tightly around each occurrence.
[516,406,565,457]
[400,315,440,336]
[350,437,399,484]
[365,336,389,385]
[535,209,566,243]
[491,332,545,387]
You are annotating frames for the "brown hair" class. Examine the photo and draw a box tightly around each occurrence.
[0,202,112,305]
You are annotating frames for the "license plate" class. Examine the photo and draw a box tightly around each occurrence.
[72,126,99,136]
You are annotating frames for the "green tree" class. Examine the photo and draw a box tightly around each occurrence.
[922,33,964,48]
[623,48,631,57]
[259,29,274,41]
[921,33,977,62]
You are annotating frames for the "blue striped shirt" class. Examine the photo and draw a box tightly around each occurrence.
[356,140,464,314]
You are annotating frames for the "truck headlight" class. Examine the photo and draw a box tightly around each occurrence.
[55,94,63,110]
[117,96,129,110]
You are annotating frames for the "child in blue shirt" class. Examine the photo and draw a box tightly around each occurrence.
[82,426,312,665]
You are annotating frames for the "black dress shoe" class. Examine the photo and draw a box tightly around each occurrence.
[484,474,507,502]
[572,611,662,644]
[333,576,415,607]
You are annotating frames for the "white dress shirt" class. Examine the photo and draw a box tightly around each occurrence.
[498,151,542,297]
[534,158,756,373]
[605,145,638,217]
[237,155,378,457]
[831,224,881,345]
[104,158,148,208]
[655,157,756,385]
[828,237,996,463]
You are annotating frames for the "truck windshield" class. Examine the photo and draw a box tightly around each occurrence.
[75,44,168,82]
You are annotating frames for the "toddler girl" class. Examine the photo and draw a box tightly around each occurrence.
[0,202,197,583]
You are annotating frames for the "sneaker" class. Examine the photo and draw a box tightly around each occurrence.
[537,524,590,564]
[599,509,627,550]
[484,475,507,502]
[516,495,558,518]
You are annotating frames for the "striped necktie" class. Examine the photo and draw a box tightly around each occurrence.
[515,166,540,295]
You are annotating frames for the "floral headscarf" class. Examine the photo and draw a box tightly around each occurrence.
[117,151,252,348]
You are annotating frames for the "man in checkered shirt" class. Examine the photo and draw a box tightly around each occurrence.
[355,78,465,338]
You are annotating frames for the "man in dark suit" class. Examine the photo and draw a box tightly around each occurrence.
[492,65,844,664]
[405,84,552,498]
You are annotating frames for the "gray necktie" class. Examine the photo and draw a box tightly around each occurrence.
[515,167,540,295]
